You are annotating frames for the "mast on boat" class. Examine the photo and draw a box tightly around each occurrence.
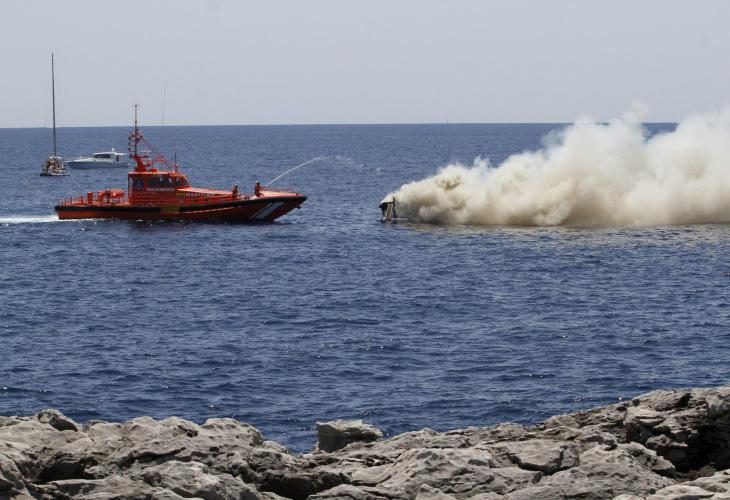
[127,104,178,173]
[40,52,67,176]
[51,52,57,157]
[132,103,139,157]
[129,104,146,172]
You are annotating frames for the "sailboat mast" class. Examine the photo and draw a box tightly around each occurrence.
[51,53,57,157]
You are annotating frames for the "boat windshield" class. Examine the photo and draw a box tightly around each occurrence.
[94,153,111,159]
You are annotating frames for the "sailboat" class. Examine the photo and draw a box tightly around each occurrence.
[40,53,68,176]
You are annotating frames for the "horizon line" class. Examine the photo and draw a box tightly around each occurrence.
[0,120,679,130]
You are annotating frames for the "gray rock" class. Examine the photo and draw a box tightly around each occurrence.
[139,460,261,499]
[317,420,384,452]
[36,409,79,432]
[0,451,32,498]
[621,442,677,478]
[259,467,348,499]
[151,491,187,500]
[365,447,539,498]
[503,484,564,500]
[648,468,730,499]
[45,475,163,499]
[647,484,716,499]
[309,483,399,499]
[536,445,674,499]
[625,407,666,443]
[491,439,579,474]
[415,484,458,499]
[706,389,730,419]
[5,384,730,499]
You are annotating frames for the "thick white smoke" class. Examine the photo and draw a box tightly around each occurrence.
[383,105,730,226]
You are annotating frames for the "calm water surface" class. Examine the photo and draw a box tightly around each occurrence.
[1,123,729,451]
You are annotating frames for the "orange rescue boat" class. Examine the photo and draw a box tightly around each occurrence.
[55,108,306,222]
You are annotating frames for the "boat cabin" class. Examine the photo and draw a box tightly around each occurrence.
[127,170,189,204]
[127,169,234,205]
[93,148,127,163]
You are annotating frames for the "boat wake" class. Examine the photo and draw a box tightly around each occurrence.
[382,104,730,227]
[0,215,60,225]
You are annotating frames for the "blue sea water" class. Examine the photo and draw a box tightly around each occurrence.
[2,123,730,452]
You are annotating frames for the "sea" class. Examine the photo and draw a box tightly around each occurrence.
[2,123,729,452]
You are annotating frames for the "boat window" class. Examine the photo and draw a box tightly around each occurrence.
[168,177,173,185]
[94,153,111,159]
[134,179,144,190]
[148,177,157,188]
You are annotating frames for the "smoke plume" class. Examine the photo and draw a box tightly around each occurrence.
[383,105,730,226]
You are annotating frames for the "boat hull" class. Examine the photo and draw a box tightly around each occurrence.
[55,196,306,222]
[66,160,129,169]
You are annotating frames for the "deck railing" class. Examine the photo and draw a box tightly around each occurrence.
[56,195,129,207]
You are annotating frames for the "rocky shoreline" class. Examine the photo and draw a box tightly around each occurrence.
[3,385,730,499]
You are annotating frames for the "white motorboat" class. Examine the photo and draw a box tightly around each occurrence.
[40,53,68,177]
[66,148,128,169]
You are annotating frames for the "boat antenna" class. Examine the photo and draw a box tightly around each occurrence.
[133,104,139,157]
[129,104,147,172]
[51,53,57,157]
[161,81,166,153]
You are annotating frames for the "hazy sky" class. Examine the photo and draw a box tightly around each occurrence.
[2,0,730,127]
